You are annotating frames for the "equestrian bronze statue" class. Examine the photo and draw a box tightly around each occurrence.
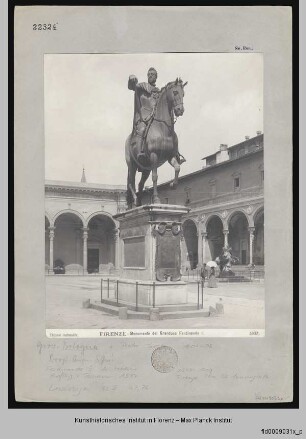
[125,67,187,209]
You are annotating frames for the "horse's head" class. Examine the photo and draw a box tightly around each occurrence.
[167,77,187,117]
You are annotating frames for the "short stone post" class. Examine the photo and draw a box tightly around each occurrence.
[119,306,128,320]
[216,301,224,314]
[82,299,91,308]
[149,307,160,321]
[209,305,217,316]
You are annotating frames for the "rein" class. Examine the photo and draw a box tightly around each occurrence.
[151,82,181,128]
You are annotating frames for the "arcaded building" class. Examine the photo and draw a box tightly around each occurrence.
[45,175,126,274]
[143,132,264,270]
[45,133,264,273]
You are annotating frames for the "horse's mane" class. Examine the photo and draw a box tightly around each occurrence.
[160,78,184,93]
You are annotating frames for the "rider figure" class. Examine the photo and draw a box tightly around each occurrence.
[128,67,186,166]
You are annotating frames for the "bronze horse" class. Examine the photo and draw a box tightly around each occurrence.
[125,78,187,209]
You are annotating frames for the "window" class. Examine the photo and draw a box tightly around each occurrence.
[209,179,216,199]
[238,148,245,157]
[234,177,240,189]
[184,187,191,205]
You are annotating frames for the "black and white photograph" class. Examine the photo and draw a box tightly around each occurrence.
[44,53,264,335]
[12,4,296,410]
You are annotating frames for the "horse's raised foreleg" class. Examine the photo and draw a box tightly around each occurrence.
[169,156,180,189]
[137,169,151,206]
[150,152,160,204]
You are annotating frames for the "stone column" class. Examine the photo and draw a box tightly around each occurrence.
[197,230,203,267]
[48,226,55,271]
[82,227,89,274]
[76,230,81,265]
[180,234,187,271]
[223,229,229,248]
[202,232,207,263]
[249,227,255,264]
[115,229,120,269]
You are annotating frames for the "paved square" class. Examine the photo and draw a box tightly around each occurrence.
[46,276,264,330]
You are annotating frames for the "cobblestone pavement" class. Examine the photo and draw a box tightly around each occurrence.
[46,276,264,330]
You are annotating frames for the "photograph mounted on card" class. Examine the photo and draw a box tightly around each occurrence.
[14,5,293,404]
[44,52,264,337]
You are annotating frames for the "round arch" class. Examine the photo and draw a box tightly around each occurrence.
[182,218,198,269]
[86,213,117,273]
[204,212,226,230]
[253,205,264,224]
[182,217,198,230]
[85,210,117,228]
[228,210,250,264]
[227,209,251,228]
[53,209,85,227]
[253,206,264,265]
[53,211,85,272]
[205,215,224,260]
[45,212,52,227]
[45,215,50,267]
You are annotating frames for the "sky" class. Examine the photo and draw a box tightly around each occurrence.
[44,53,263,186]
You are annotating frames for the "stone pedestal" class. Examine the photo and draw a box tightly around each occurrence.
[113,204,190,305]
[113,279,188,306]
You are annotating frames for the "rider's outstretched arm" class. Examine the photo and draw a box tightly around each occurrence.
[128,75,138,91]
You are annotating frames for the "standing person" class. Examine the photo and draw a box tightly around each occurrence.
[208,266,217,288]
[200,263,207,287]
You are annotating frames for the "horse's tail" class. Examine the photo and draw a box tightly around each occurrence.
[125,134,132,207]
[125,133,133,165]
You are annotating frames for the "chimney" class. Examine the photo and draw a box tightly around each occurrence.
[217,144,229,163]
[256,131,262,136]
[245,136,250,140]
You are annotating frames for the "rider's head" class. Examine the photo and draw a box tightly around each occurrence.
[147,67,157,85]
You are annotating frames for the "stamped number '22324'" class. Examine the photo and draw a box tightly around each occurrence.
[33,23,58,30]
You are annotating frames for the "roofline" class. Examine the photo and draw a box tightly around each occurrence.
[201,133,264,160]
[203,152,217,160]
[148,147,263,191]
[227,133,263,150]
[45,180,126,193]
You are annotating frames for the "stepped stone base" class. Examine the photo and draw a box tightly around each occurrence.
[218,276,250,282]
[89,298,210,320]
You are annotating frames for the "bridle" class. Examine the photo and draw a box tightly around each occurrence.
[153,81,184,128]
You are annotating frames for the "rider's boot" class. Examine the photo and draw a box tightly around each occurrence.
[136,137,147,166]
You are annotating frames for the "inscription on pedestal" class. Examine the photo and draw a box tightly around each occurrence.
[154,222,181,281]
[114,204,190,281]
[124,236,145,268]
